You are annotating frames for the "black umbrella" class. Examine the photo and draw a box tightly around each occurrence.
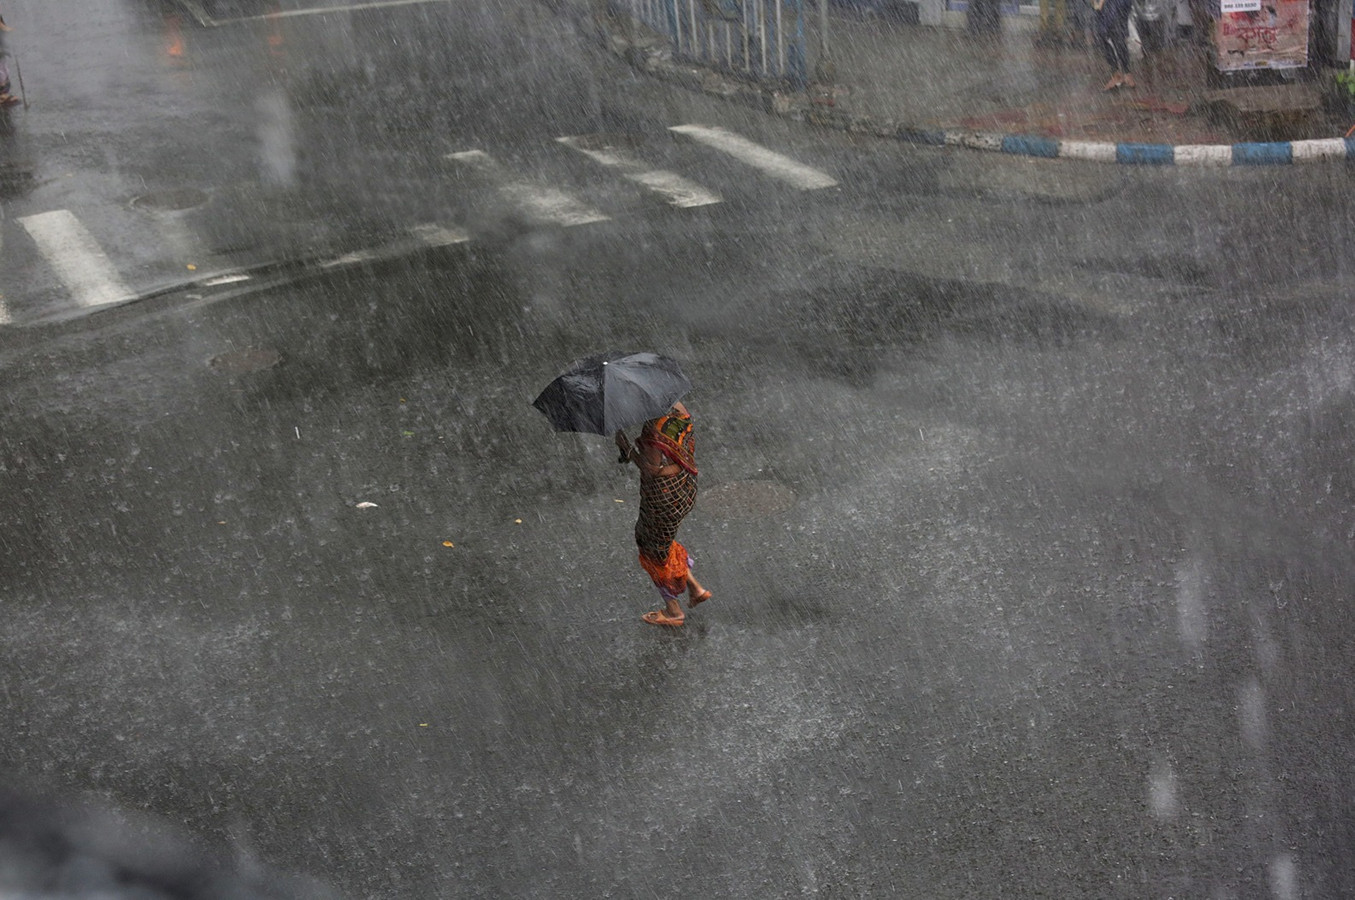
[532,351,691,436]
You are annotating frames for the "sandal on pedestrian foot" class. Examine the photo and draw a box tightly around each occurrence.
[688,589,712,608]
[642,610,685,627]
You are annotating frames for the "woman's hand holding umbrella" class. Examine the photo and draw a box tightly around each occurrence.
[614,430,634,464]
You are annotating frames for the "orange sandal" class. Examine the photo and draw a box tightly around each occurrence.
[688,589,712,608]
[642,610,685,627]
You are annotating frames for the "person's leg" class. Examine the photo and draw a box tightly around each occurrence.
[639,541,688,625]
[1109,0,1133,78]
[686,571,711,606]
[1117,24,1136,84]
[1096,9,1123,87]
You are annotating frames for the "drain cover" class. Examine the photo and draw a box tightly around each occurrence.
[700,480,797,519]
[131,187,209,211]
[208,348,282,375]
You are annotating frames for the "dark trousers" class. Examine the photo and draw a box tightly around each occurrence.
[1096,0,1134,72]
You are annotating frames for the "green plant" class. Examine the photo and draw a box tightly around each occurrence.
[1335,68,1355,100]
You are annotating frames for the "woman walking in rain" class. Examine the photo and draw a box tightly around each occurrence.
[0,13,20,108]
[614,401,711,627]
[1094,0,1136,91]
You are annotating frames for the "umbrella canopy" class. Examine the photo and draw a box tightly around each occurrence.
[532,351,691,435]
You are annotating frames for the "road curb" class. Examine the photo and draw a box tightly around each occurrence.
[604,21,1355,166]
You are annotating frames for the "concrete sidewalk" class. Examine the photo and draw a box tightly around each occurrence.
[822,13,1340,145]
[603,3,1355,161]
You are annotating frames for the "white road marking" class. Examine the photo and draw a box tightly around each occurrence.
[668,124,838,190]
[447,150,609,227]
[0,224,8,325]
[202,274,253,286]
[556,136,722,208]
[19,210,134,309]
[205,0,454,26]
[315,224,470,271]
[319,248,380,269]
[410,223,471,247]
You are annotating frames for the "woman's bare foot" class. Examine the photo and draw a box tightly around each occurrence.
[643,597,686,626]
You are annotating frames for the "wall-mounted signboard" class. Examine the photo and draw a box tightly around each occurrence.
[1215,0,1309,70]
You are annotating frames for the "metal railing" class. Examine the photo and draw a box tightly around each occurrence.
[626,0,811,86]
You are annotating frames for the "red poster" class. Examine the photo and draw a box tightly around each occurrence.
[1215,0,1309,70]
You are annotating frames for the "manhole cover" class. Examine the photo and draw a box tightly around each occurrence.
[700,480,797,519]
[131,187,209,211]
[208,348,282,375]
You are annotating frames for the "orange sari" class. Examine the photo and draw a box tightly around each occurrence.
[634,412,698,599]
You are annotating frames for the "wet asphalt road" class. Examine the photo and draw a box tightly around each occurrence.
[3,1,1355,898]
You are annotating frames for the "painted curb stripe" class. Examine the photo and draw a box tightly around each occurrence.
[1059,140,1118,162]
[1174,144,1234,166]
[1001,135,1059,158]
[626,29,1355,166]
[897,128,947,146]
[1291,138,1349,161]
[1116,143,1175,165]
[1232,142,1293,165]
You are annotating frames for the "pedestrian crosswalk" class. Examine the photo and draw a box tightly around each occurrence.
[555,136,723,209]
[446,149,611,227]
[18,210,135,311]
[1,123,839,327]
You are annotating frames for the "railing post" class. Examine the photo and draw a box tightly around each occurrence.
[786,0,806,88]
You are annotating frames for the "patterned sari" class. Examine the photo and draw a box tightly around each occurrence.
[634,411,698,599]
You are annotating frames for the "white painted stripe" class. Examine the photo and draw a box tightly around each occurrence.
[959,132,1003,152]
[203,274,252,286]
[19,210,134,309]
[0,225,8,325]
[447,150,609,226]
[1291,138,1349,161]
[211,0,453,25]
[320,249,380,268]
[1174,144,1232,166]
[668,124,837,190]
[556,136,722,208]
[1058,141,1118,163]
[410,223,471,246]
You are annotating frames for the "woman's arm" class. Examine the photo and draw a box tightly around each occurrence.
[636,441,682,477]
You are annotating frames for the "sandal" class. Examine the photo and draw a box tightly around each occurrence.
[688,589,712,608]
[642,610,685,627]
